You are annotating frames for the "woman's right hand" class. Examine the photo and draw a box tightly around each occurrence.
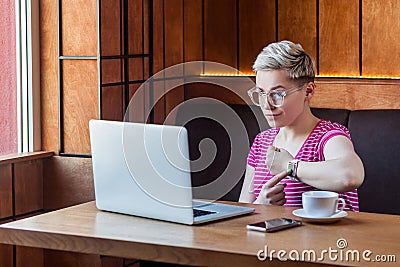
[253,170,288,205]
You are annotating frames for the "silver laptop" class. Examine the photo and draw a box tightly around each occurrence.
[89,120,254,225]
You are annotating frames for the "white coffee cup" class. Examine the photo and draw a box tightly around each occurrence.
[302,191,346,217]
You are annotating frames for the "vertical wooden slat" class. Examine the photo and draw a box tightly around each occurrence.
[278,0,317,63]
[239,0,276,74]
[128,0,143,55]
[204,0,237,69]
[102,86,124,121]
[319,0,359,76]
[362,0,400,77]
[40,0,58,153]
[164,0,184,118]
[62,60,98,154]
[184,0,202,62]
[61,0,97,56]
[100,0,121,56]
[153,0,165,74]
[0,164,12,219]
[164,0,183,68]
[152,0,166,124]
[14,160,43,215]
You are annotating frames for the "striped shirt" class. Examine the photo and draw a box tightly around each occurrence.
[247,120,359,211]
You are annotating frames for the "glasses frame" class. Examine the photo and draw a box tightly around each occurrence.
[247,83,306,108]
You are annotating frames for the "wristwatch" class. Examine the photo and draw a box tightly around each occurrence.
[287,159,301,182]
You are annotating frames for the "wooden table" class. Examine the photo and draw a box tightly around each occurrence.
[0,201,399,267]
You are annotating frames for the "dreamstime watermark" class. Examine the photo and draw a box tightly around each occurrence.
[257,238,396,263]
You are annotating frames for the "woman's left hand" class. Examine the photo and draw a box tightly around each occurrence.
[266,146,294,175]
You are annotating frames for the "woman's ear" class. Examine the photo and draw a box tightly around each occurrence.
[305,82,316,98]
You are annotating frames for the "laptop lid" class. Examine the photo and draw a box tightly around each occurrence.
[89,120,253,225]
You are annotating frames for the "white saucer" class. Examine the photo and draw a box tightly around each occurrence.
[292,209,348,223]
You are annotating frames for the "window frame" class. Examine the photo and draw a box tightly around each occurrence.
[16,0,41,152]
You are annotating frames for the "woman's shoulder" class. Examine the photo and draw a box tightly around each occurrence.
[252,128,279,144]
[314,120,351,140]
[316,120,350,133]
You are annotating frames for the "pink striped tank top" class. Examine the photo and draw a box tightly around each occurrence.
[247,120,359,211]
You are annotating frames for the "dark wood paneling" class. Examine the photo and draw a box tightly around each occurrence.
[164,0,183,68]
[102,86,124,121]
[44,250,101,267]
[100,0,121,56]
[204,0,237,69]
[319,0,359,76]
[362,0,400,77]
[16,246,44,267]
[40,0,59,153]
[278,0,317,63]
[101,256,124,267]
[185,82,247,105]
[129,58,144,81]
[14,160,43,215]
[164,0,184,117]
[0,164,12,219]
[62,60,98,154]
[0,243,13,267]
[128,0,143,55]
[153,0,164,73]
[127,84,146,123]
[184,0,202,62]
[239,0,276,74]
[152,0,166,123]
[61,0,97,56]
[43,156,95,211]
[102,59,122,85]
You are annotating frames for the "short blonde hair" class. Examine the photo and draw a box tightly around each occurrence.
[252,40,315,80]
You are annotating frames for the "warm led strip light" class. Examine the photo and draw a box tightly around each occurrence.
[200,73,400,79]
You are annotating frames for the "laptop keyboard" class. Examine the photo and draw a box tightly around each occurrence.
[193,209,216,217]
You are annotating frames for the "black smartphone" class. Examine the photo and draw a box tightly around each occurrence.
[246,218,302,232]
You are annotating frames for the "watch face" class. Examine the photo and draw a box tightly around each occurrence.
[287,162,294,176]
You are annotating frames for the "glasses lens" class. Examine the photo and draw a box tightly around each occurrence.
[269,92,283,107]
[249,91,260,105]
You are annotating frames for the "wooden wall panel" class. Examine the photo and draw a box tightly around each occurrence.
[362,0,400,77]
[319,0,359,76]
[128,0,143,54]
[44,250,101,267]
[40,0,58,152]
[164,0,184,117]
[62,60,98,154]
[0,164,12,219]
[102,86,124,121]
[61,0,97,56]
[43,156,94,211]
[14,160,43,215]
[100,0,121,56]
[152,0,166,124]
[102,59,122,85]
[16,246,44,267]
[239,0,276,74]
[184,0,202,62]
[312,79,400,110]
[0,243,13,267]
[204,0,237,69]
[278,0,317,63]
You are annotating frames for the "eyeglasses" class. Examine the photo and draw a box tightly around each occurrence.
[247,84,306,108]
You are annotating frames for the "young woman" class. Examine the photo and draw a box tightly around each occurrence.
[239,40,364,211]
